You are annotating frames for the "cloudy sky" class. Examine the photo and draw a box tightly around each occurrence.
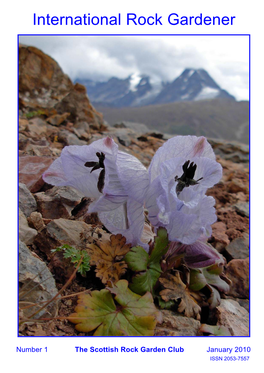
[19,35,249,101]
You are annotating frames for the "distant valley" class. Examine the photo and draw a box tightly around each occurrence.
[97,99,249,144]
[75,68,249,144]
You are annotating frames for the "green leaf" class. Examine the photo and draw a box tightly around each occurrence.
[189,269,208,291]
[124,246,149,272]
[129,263,162,295]
[52,245,90,276]
[189,264,230,294]
[125,228,169,296]
[149,227,169,263]
[69,280,161,336]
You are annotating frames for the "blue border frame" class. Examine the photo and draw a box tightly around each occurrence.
[18,33,250,338]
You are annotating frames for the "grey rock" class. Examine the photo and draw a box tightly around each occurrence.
[106,127,136,146]
[225,233,249,260]
[75,121,90,132]
[224,152,249,163]
[216,299,249,336]
[19,133,29,150]
[19,183,37,217]
[155,310,201,336]
[208,138,249,163]
[227,297,249,312]
[234,201,249,217]
[58,129,87,146]
[46,218,92,249]
[19,240,58,319]
[114,121,149,134]
[19,208,38,244]
[67,133,87,146]
[24,143,54,157]
[73,127,90,140]
[47,186,84,205]
[28,117,47,137]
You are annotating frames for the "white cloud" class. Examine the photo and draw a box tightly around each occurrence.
[19,35,249,100]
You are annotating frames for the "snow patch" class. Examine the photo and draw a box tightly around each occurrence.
[180,93,191,100]
[129,73,142,92]
[187,69,195,78]
[194,87,220,101]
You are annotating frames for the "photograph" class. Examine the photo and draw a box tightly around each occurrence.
[18,34,249,337]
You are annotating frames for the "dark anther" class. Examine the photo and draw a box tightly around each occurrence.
[85,152,105,193]
[84,152,105,172]
[175,160,203,195]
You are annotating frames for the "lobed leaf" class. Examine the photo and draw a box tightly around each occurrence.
[87,234,131,285]
[159,272,201,320]
[69,280,162,336]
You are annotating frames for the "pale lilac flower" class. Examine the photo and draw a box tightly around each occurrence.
[146,135,222,245]
[43,137,149,247]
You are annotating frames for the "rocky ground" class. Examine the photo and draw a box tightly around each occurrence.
[18,45,249,337]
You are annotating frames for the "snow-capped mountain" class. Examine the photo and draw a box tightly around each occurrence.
[151,69,235,104]
[75,69,235,107]
[75,73,158,108]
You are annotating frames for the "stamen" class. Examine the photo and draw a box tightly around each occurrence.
[175,160,203,195]
[85,152,106,193]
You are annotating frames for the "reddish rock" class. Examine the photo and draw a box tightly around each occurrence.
[28,211,46,232]
[227,178,249,194]
[225,257,249,298]
[19,44,105,131]
[19,44,73,103]
[34,186,84,219]
[19,155,55,192]
[218,210,249,235]
[34,192,71,219]
[54,83,105,130]
[46,112,70,126]
[211,221,230,251]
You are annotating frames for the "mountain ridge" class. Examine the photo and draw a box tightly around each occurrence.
[75,68,235,108]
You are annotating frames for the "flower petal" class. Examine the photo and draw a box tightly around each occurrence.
[149,135,216,182]
[42,137,148,248]
[98,198,147,249]
[43,147,100,199]
[116,151,149,204]
[43,138,119,198]
[182,240,224,268]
